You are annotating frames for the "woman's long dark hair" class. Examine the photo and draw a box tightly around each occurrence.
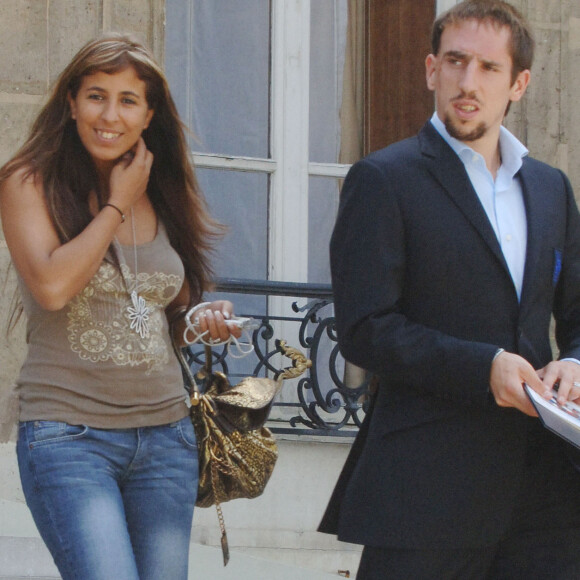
[0,33,222,307]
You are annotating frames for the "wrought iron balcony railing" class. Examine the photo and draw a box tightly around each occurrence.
[182,278,372,437]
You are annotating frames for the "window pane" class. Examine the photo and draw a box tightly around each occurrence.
[165,0,270,158]
[309,0,348,164]
[196,168,269,280]
[308,176,340,284]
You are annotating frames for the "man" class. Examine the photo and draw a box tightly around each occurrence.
[319,1,580,578]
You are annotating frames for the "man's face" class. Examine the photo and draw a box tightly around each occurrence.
[425,19,530,150]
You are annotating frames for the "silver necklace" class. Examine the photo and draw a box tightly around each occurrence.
[116,208,151,339]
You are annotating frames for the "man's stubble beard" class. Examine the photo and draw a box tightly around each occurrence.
[444,114,487,143]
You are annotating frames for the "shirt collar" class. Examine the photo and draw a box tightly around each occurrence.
[430,112,528,178]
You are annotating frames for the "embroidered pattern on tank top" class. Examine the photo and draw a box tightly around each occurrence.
[67,260,182,374]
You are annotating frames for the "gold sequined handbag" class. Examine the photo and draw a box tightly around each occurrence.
[174,339,311,565]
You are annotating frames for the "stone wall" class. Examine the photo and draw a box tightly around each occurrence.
[504,0,580,193]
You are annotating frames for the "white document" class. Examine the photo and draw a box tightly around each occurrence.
[525,385,580,449]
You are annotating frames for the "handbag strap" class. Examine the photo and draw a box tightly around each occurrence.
[171,329,202,404]
[201,340,311,382]
[275,340,312,381]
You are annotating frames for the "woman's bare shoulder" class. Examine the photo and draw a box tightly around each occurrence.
[1,165,43,198]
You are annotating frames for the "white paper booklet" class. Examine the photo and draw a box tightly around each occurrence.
[525,385,580,449]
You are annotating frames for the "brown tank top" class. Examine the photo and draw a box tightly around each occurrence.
[17,224,189,428]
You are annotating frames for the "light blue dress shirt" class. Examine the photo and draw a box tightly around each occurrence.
[431,114,580,368]
[431,113,528,300]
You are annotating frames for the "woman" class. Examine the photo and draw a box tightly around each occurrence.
[0,34,237,579]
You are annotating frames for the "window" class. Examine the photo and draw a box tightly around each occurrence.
[165,0,349,294]
[165,0,439,291]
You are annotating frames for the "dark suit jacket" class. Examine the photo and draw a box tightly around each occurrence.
[319,122,580,549]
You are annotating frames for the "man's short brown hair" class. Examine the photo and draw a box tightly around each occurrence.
[431,0,535,84]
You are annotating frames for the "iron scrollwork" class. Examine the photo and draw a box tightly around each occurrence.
[184,278,372,437]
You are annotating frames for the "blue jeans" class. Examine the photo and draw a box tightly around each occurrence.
[17,417,198,580]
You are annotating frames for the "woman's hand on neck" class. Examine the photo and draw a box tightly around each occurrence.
[106,138,154,216]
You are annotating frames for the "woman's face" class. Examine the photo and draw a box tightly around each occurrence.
[68,66,154,174]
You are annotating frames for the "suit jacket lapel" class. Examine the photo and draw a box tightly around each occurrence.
[418,123,509,272]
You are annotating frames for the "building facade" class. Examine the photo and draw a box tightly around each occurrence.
[0,0,579,577]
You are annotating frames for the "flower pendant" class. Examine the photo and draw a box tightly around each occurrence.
[128,290,150,339]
